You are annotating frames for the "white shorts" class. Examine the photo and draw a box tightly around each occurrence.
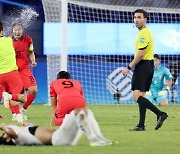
[51,111,82,145]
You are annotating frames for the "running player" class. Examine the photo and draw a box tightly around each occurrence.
[0,22,26,124]
[10,22,37,121]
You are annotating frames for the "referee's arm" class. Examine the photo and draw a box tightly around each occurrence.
[122,49,145,75]
[129,49,145,68]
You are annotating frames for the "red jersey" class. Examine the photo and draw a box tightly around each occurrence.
[12,34,34,70]
[50,79,84,99]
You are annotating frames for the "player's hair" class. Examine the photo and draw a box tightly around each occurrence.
[0,22,3,31]
[154,54,160,59]
[134,9,148,18]
[12,22,24,30]
[0,134,16,145]
[57,71,71,79]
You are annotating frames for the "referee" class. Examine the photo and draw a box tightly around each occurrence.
[122,9,168,131]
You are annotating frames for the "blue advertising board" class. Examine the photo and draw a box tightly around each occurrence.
[44,23,180,55]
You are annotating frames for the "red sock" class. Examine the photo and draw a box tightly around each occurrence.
[12,94,18,101]
[23,93,35,109]
[9,103,20,114]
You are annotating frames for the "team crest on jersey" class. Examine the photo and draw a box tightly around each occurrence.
[140,38,145,43]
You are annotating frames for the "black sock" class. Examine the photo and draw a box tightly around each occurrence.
[138,96,162,116]
[137,97,146,127]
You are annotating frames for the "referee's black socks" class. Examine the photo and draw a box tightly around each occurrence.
[137,97,146,127]
[137,96,162,116]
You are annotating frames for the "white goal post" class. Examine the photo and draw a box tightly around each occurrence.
[42,0,180,104]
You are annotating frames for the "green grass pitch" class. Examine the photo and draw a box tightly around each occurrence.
[0,104,180,154]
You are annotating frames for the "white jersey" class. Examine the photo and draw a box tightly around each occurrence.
[8,125,43,145]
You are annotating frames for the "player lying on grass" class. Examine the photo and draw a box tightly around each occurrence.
[0,108,112,146]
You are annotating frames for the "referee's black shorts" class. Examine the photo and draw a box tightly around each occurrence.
[131,60,154,92]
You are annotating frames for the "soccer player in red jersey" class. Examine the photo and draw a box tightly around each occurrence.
[0,85,3,103]
[0,22,26,124]
[50,71,86,126]
[10,23,37,121]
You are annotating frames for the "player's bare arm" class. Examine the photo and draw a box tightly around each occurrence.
[0,125,18,139]
[50,96,57,126]
[29,50,37,67]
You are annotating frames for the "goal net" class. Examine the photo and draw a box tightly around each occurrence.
[42,0,180,104]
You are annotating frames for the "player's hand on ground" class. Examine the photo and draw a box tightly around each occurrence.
[158,90,168,96]
[122,68,130,76]
[31,61,37,67]
[145,91,152,96]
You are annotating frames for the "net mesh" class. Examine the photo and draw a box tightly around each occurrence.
[42,0,180,104]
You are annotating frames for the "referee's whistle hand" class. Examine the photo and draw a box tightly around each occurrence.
[122,68,129,76]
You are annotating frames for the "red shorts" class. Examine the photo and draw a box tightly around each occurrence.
[54,96,86,126]
[0,70,24,94]
[0,85,3,102]
[18,68,37,90]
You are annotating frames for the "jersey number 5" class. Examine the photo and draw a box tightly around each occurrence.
[62,81,73,88]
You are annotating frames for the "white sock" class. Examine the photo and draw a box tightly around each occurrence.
[76,110,100,143]
[16,113,23,123]
[51,110,82,146]
[12,113,17,119]
[21,107,26,113]
[87,109,111,142]
[9,94,12,100]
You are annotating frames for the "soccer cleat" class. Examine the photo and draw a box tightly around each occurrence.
[16,113,26,125]
[155,112,168,130]
[90,140,113,146]
[12,117,18,121]
[3,92,11,108]
[97,136,112,144]
[12,114,18,121]
[129,125,145,131]
[22,115,28,121]
[20,108,28,121]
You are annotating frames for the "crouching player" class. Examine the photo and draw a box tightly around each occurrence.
[0,108,112,146]
[146,54,173,106]
[50,71,86,126]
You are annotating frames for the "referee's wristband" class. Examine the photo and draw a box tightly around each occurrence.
[127,65,132,70]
